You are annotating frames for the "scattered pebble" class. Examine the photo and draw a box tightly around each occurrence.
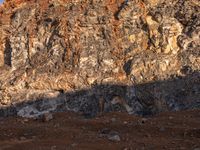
[99,128,121,142]
[54,123,60,128]
[51,146,56,150]
[159,127,166,132]
[71,143,78,147]
[108,134,121,142]
[23,118,29,122]
[123,121,128,125]
[19,136,26,141]
[111,118,116,122]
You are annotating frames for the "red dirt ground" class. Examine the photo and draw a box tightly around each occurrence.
[0,110,200,150]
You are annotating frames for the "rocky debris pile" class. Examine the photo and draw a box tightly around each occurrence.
[0,0,199,118]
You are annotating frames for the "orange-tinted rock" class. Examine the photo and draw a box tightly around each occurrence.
[0,0,199,117]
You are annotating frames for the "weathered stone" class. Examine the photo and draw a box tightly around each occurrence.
[99,128,121,142]
[0,0,199,118]
[108,134,121,142]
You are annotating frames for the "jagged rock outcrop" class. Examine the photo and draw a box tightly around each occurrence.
[0,0,199,117]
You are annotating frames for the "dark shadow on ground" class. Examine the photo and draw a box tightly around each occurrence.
[0,71,199,118]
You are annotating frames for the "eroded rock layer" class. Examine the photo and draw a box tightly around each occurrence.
[0,0,199,117]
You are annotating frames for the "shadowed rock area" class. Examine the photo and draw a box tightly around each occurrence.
[0,0,199,118]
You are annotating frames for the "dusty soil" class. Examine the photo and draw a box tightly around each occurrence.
[0,110,200,150]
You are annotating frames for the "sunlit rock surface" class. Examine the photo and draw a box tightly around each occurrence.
[0,0,199,117]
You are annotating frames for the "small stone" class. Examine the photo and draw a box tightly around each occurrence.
[141,118,148,122]
[99,128,121,142]
[23,118,29,122]
[54,123,60,128]
[71,143,78,147]
[123,121,128,125]
[51,146,57,150]
[159,127,165,132]
[111,118,116,122]
[20,136,26,141]
[108,134,121,142]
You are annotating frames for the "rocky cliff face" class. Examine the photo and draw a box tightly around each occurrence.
[0,0,199,118]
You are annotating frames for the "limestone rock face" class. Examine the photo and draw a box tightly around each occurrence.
[0,0,199,117]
